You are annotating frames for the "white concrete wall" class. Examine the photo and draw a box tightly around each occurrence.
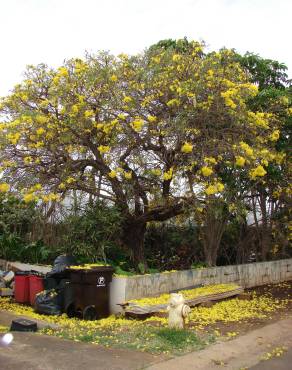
[109,277,127,314]
[123,259,292,301]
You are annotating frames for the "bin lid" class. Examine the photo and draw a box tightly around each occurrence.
[67,265,115,273]
[15,271,31,276]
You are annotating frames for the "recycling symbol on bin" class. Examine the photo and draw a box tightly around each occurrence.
[97,276,105,286]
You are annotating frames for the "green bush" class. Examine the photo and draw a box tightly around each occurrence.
[0,194,54,264]
[59,200,124,264]
[144,223,203,270]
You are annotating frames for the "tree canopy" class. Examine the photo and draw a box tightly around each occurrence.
[0,40,290,269]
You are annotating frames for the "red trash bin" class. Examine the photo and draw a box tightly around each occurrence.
[29,275,44,306]
[14,272,30,304]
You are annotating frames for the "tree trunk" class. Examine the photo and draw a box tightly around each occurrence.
[203,241,219,267]
[201,204,227,267]
[259,227,271,261]
[258,189,271,261]
[121,219,148,273]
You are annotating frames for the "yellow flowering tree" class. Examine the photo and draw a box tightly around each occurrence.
[234,52,292,261]
[0,41,284,270]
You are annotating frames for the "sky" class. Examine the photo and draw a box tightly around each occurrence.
[0,0,291,96]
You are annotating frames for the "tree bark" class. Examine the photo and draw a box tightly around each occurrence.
[203,241,220,267]
[121,218,148,273]
[201,204,227,267]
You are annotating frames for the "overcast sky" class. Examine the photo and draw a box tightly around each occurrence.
[0,0,291,96]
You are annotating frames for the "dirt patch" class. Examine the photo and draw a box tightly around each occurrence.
[190,281,292,338]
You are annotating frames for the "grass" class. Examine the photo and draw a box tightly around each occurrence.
[42,324,210,355]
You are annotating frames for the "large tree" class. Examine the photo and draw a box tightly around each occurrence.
[0,41,283,270]
[235,53,292,261]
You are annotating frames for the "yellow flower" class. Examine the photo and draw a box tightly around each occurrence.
[35,115,47,124]
[235,156,245,167]
[201,166,213,177]
[19,93,28,101]
[124,171,132,180]
[163,168,173,180]
[71,105,79,114]
[172,54,181,62]
[95,123,104,130]
[110,75,118,82]
[240,142,254,157]
[118,113,126,120]
[7,133,21,145]
[35,141,44,148]
[24,156,33,164]
[23,193,36,203]
[42,193,60,202]
[123,96,132,103]
[58,183,66,190]
[204,157,217,164]
[2,160,15,168]
[205,185,216,195]
[130,284,238,307]
[151,56,161,64]
[131,119,144,132]
[269,130,280,141]
[181,142,193,153]
[98,145,110,154]
[147,115,157,123]
[84,110,94,118]
[36,128,45,136]
[52,76,60,85]
[108,170,117,178]
[249,165,267,179]
[167,99,180,107]
[0,183,10,193]
[57,67,69,78]
[66,177,76,184]
[221,90,237,109]
[216,182,225,192]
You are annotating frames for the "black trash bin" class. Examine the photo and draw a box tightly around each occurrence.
[67,266,114,320]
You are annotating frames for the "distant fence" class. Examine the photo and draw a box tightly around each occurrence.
[1,258,291,313]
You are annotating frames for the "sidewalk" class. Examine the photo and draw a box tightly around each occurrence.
[0,311,165,370]
[146,317,292,370]
[1,310,291,370]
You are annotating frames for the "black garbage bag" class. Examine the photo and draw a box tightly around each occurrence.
[47,254,77,279]
[34,289,62,316]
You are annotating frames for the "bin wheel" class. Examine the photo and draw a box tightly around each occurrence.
[83,305,97,321]
[66,303,76,318]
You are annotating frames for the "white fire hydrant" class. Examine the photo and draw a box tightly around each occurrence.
[167,293,191,329]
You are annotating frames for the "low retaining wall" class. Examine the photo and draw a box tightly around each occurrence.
[1,258,291,314]
[122,259,292,302]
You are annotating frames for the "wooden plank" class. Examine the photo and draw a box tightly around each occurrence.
[123,287,244,316]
